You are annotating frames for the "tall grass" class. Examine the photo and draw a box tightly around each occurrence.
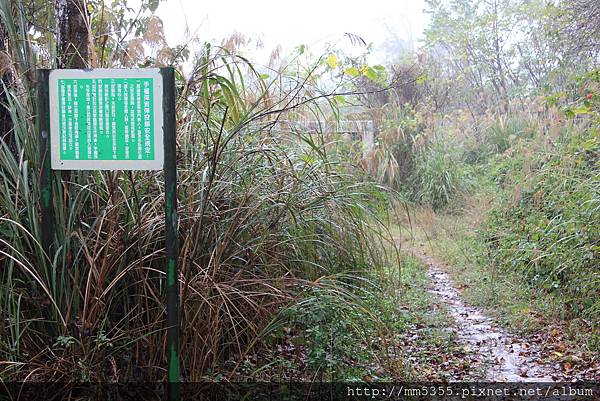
[0,5,398,381]
[480,73,599,347]
[413,139,473,211]
[362,100,475,211]
[484,125,599,324]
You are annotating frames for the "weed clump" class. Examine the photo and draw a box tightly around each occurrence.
[483,75,600,331]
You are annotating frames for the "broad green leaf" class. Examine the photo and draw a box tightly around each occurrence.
[344,67,359,77]
[572,106,590,115]
[326,54,338,69]
[362,66,378,81]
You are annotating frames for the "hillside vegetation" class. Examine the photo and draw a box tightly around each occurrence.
[0,0,598,385]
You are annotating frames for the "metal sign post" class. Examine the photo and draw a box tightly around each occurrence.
[38,67,179,400]
[38,70,54,258]
[161,67,180,401]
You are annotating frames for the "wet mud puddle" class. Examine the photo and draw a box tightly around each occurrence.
[412,251,558,381]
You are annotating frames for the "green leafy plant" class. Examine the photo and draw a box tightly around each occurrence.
[413,139,473,211]
[0,3,400,383]
[483,74,599,333]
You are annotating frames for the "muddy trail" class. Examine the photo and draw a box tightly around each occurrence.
[410,250,563,382]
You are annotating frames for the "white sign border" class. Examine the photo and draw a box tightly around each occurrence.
[49,68,164,170]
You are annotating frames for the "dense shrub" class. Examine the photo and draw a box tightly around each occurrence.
[0,23,397,381]
[413,140,473,211]
[483,111,599,322]
[485,116,536,154]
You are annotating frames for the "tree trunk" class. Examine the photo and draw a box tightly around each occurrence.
[55,0,91,68]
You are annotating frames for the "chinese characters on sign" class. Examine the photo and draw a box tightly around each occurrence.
[49,69,164,170]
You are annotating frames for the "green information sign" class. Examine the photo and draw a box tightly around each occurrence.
[49,69,164,170]
[39,68,179,400]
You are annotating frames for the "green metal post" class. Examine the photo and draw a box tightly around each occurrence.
[161,67,180,400]
[38,69,54,258]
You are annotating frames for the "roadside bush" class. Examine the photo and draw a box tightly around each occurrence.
[413,140,473,211]
[0,13,398,382]
[483,83,599,324]
[271,279,379,380]
[486,115,536,154]
[462,114,538,165]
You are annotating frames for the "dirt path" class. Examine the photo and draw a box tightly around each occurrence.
[411,250,560,381]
